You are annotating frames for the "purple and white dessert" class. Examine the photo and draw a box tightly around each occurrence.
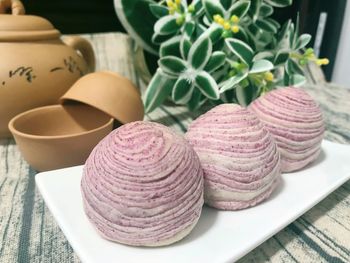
[249,87,325,172]
[81,121,204,247]
[185,104,281,210]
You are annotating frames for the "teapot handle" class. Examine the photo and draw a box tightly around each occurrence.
[63,36,96,72]
[0,0,25,15]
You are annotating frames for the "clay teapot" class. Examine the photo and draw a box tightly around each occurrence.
[0,0,95,138]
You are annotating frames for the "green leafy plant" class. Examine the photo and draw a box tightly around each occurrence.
[116,0,329,113]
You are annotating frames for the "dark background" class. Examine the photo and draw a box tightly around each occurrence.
[21,0,347,81]
[22,0,125,34]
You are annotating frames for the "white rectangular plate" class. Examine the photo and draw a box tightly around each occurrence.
[36,140,350,263]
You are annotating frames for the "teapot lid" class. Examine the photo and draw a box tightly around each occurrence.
[0,0,60,41]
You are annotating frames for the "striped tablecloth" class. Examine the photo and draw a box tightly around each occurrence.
[1,33,349,263]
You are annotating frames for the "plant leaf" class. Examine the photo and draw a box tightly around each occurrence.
[285,59,292,75]
[277,19,291,44]
[225,38,254,66]
[195,71,220,99]
[235,26,250,43]
[274,50,289,65]
[193,0,204,15]
[285,58,304,75]
[149,4,169,18]
[256,19,278,33]
[172,76,194,104]
[179,0,187,11]
[236,83,259,106]
[267,18,280,29]
[158,56,187,75]
[195,23,207,38]
[188,35,212,69]
[188,88,202,111]
[202,15,212,27]
[154,15,181,35]
[249,0,262,21]
[250,59,274,74]
[183,21,195,37]
[228,0,251,18]
[294,34,311,50]
[204,51,226,72]
[292,59,304,75]
[212,62,230,82]
[180,36,191,60]
[288,22,295,48]
[293,13,300,47]
[263,0,292,8]
[152,32,173,44]
[283,71,290,85]
[259,3,273,17]
[236,85,248,106]
[221,88,237,103]
[160,36,182,57]
[220,0,234,10]
[205,23,223,44]
[219,71,248,92]
[270,35,278,48]
[253,51,274,62]
[203,0,224,20]
[248,23,261,36]
[144,69,175,113]
[256,31,274,46]
[115,0,159,55]
[289,74,306,86]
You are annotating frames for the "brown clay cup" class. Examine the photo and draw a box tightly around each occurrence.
[8,104,113,171]
[60,71,144,123]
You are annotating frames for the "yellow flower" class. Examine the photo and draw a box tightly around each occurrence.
[316,58,329,66]
[231,25,239,33]
[264,72,274,82]
[218,17,225,25]
[223,22,231,30]
[175,0,181,4]
[166,0,174,8]
[322,58,330,65]
[213,14,221,23]
[231,15,239,24]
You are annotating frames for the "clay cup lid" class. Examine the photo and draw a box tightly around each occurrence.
[60,71,144,124]
[0,1,60,41]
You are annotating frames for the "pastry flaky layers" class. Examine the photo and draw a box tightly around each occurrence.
[185,104,281,210]
[249,87,325,172]
[81,121,204,247]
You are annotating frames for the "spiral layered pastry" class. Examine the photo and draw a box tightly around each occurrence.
[185,104,281,210]
[249,87,325,172]
[81,121,204,247]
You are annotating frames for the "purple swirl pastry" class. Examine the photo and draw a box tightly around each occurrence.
[185,104,281,210]
[249,87,325,172]
[81,121,204,247]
